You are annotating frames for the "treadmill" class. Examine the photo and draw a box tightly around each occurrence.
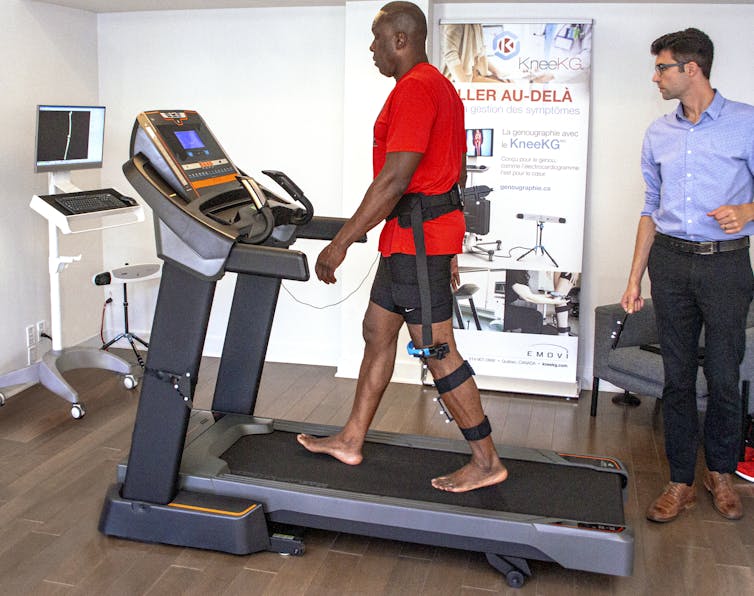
[99,110,633,589]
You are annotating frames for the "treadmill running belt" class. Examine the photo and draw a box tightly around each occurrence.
[221,431,625,526]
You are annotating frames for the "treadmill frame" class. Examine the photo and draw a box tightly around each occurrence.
[113,413,633,578]
[100,111,634,587]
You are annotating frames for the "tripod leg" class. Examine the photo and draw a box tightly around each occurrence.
[126,335,146,369]
[102,282,148,366]
[516,246,537,262]
[130,334,150,349]
[102,333,127,350]
[540,245,559,268]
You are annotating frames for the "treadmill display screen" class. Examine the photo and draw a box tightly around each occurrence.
[133,110,239,199]
[174,130,205,150]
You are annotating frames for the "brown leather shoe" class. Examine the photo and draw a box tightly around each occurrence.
[703,470,744,520]
[646,482,696,522]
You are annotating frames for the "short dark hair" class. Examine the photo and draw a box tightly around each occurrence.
[651,28,713,79]
[379,2,427,43]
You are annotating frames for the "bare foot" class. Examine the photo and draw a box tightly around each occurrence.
[431,459,508,492]
[296,433,363,465]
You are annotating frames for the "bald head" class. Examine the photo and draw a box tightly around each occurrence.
[370,2,428,79]
[378,1,427,47]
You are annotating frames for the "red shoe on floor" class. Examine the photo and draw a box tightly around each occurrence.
[735,446,754,482]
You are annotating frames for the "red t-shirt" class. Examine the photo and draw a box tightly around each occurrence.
[374,62,467,256]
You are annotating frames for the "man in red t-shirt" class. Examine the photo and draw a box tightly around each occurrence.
[297,1,507,493]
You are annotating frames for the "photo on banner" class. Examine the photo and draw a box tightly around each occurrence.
[438,20,592,396]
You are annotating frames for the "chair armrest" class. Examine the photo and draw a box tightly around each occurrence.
[593,301,659,376]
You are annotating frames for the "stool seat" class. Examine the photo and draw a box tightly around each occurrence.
[453,284,482,331]
[111,263,161,284]
[454,283,479,300]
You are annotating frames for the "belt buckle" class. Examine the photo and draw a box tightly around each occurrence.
[699,241,717,255]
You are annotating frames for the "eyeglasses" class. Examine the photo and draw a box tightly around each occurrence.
[654,61,689,75]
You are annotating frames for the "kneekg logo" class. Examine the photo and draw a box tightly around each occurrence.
[493,31,520,60]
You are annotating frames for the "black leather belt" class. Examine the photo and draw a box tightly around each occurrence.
[654,232,750,255]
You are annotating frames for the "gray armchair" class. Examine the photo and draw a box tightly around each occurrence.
[590,300,754,431]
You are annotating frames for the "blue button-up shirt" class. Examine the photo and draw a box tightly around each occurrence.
[641,90,754,241]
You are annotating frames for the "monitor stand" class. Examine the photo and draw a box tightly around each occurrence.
[0,172,142,418]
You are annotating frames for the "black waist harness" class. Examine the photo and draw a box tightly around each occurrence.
[386,186,463,348]
[387,186,463,228]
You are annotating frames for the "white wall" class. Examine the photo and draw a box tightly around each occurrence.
[0,0,103,391]
[97,5,348,363]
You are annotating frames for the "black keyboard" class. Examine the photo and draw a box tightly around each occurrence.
[55,192,128,215]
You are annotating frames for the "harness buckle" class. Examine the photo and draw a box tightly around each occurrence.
[406,341,449,361]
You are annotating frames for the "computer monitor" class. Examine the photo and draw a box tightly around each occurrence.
[466,128,493,158]
[35,105,106,172]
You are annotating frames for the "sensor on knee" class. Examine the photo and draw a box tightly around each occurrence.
[433,395,454,423]
[431,361,475,424]
[407,341,449,361]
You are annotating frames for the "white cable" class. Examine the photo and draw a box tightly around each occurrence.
[281,254,379,309]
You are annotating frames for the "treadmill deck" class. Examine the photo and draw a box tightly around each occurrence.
[221,429,625,526]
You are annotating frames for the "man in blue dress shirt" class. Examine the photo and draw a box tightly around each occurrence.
[621,28,754,522]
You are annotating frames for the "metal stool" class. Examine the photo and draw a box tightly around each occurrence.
[453,283,482,330]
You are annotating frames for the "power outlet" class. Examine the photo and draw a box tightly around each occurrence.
[26,325,36,348]
[36,320,47,342]
[27,345,38,366]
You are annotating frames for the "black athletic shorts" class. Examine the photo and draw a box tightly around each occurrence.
[369,253,454,325]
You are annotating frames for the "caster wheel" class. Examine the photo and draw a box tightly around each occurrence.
[123,374,138,390]
[0,392,6,406]
[71,404,86,419]
[506,570,525,589]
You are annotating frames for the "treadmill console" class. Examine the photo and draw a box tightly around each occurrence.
[126,110,324,279]
[131,110,237,202]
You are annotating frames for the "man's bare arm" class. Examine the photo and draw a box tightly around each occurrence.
[315,151,423,283]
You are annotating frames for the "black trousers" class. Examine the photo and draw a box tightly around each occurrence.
[648,242,753,484]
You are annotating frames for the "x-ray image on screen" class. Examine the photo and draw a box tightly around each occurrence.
[466,128,493,157]
[35,105,105,172]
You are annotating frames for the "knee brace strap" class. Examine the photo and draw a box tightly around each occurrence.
[460,415,492,441]
[434,360,475,394]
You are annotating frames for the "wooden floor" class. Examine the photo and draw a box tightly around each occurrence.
[1,354,754,595]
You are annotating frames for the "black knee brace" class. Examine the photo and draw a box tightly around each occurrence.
[432,362,491,441]
[434,360,475,394]
[555,303,571,334]
[432,361,476,426]
[459,416,492,441]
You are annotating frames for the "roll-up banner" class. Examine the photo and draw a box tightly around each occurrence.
[439,21,592,397]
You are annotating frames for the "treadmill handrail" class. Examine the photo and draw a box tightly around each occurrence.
[295,216,367,243]
[125,154,236,260]
[126,154,309,281]
[225,243,309,281]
